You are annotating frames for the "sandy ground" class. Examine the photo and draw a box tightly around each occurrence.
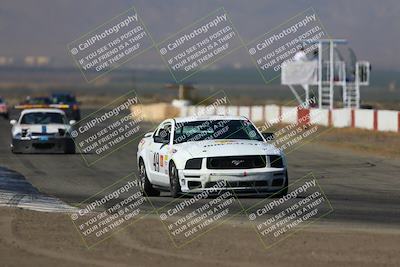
[315,127,400,158]
[259,122,400,158]
[0,207,399,267]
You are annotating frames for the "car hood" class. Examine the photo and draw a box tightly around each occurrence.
[175,139,280,158]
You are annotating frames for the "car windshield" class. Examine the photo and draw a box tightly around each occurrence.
[174,119,263,144]
[20,112,66,124]
[52,95,76,104]
[26,98,51,104]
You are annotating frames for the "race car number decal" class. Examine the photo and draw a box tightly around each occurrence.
[153,153,166,172]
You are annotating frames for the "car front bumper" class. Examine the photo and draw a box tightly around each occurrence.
[11,137,75,154]
[178,168,287,193]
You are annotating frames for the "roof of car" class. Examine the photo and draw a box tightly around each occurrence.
[174,115,247,123]
[24,97,51,103]
[28,96,50,100]
[20,108,66,115]
[51,92,74,96]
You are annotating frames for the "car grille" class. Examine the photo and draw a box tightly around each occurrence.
[32,143,55,149]
[205,181,268,188]
[207,155,266,169]
[272,178,284,186]
[269,155,284,168]
[31,133,56,137]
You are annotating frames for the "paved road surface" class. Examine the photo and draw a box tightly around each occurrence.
[0,111,399,228]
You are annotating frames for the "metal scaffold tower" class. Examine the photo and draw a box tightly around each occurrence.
[281,39,370,109]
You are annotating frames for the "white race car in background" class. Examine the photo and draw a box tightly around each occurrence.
[10,108,76,154]
[137,115,288,197]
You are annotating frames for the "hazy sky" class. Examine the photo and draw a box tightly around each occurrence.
[1,0,399,70]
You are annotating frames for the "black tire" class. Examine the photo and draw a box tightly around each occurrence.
[64,140,76,154]
[74,111,81,121]
[139,159,160,197]
[274,170,289,198]
[11,139,21,154]
[169,161,181,198]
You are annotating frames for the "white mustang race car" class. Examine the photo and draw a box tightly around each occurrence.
[137,115,288,197]
[10,108,76,154]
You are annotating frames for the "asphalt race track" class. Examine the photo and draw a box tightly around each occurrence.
[0,110,399,228]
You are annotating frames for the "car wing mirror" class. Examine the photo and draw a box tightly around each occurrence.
[153,135,169,144]
[144,132,153,138]
[10,119,17,125]
[69,120,76,125]
[154,129,170,144]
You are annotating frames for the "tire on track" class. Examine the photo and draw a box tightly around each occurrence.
[169,161,181,198]
[138,159,160,197]
[273,170,289,198]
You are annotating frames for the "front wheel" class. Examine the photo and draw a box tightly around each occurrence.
[169,162,181,198]
[64,139,76,154]
[11,139,21,154]
[139,159,160,197]
[274,170,289,198]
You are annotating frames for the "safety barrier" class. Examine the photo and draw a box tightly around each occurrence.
[179,105,400,133]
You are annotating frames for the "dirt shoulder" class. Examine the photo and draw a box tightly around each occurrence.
[259,122,400,159]
[313,127,400,158]
[0,207,399,267]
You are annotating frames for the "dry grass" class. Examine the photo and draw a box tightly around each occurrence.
[256,122,400,158]
[315,127,400,158]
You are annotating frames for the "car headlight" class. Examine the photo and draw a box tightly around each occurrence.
[268,155,284,168]
[185,158,203,169]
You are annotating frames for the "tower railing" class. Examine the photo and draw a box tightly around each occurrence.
[281,39,370,109]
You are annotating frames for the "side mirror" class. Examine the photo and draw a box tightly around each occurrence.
[153,136,163,143]
[154,129,170,144]
[144,132,153,138]
[262,132,275,142]
[153,135,169,144]
[10,120,16,125]
[69,120,76,125]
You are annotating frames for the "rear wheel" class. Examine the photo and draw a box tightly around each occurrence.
[169,161,181,198]
[139,159,160,196]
